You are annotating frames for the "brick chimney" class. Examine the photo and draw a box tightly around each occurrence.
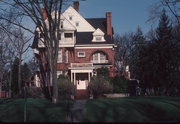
[106,12,112,36]
[41,8,47,20]
[73,1,79,12]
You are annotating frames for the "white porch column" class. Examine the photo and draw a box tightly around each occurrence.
[71,72,73,82]
[73,73,76,85]
[88,72,90,82]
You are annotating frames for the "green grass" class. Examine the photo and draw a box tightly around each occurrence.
[84,96,180,122]
[0,98,74,122]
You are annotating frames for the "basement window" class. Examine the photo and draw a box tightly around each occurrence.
[78,51,85,57]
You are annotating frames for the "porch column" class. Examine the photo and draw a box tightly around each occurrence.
[71,72,73,82]
[73,73,76,85]
[88,72,90,82]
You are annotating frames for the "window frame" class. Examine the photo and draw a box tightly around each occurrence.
[78,51,85,57]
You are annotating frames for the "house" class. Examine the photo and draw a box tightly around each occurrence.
[32,1,117,99]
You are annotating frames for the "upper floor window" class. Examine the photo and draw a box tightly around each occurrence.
[69,16,73,20]
[75,22,79,27]
[95,36,102,41]
[61,21,63,28]
[92,52,108,63]
[78,51,85,57]
[92,28,105,42]
[65,33,73,38]
[64,50,68,63]
[57,50,62,63]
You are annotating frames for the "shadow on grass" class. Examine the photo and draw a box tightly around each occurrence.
[0,98,74,122]
[83,97,180,122]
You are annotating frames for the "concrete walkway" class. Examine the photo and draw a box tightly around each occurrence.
[67,99,87,122]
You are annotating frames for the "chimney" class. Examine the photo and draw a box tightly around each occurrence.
[41,8,47,20]
[106,12,112,36]
[73,1,79,12]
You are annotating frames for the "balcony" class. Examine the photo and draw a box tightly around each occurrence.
[91,60,109,64]
[59,38,74,47]
[69,63,94,70]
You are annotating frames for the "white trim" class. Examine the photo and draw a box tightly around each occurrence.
[77,51,85,57]
[75,46,114,49]
[57,50,62,63]
[75,44,115,47]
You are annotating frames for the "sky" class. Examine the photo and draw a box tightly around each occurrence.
[77,0,159,35]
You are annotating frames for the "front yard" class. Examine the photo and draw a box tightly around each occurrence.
[0,96,180,122]
[84,96,180,122]
[0,98,73,122]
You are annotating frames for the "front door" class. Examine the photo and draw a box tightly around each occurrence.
[75,73,89,99]
[76,73,88,90]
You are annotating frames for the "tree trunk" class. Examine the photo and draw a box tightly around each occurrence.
[9,61,12,98]
[52,58,58,104]
[18,55,22,96]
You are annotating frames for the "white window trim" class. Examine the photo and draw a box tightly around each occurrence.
[57,50,62,63]
[78,51,85,57]
[65,50,68,63]
[92,52,108,63]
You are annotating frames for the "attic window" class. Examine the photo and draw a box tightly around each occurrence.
[69,16,72,20]
[95,36,102,41]
[61,21,63,28]
[75,22,79,27]
[92,28,106,42]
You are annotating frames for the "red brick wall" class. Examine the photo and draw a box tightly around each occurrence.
[74,48,115,64]
[38,47,116,77]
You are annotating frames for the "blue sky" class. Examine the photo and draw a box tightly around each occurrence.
[78,0,159,35]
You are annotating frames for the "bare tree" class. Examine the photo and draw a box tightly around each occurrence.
[148,0,180,25]
[0,0,72,103]
[114,33,134,76]
[6,28,31,95]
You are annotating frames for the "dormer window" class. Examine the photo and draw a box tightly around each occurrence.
[95,36,102,41]
[92,28,105,42]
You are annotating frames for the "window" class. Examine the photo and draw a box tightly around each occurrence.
[95,36,102,41]
[78,51,85,57]
[75,22,79,27]
[65,50,68,63]
[65,33,73,38]
[57,50,62,63]
[92,52,107,63]
[61,21,63,28]
[69,16,72,20]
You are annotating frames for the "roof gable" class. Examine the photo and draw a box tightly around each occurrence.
[93,28,104,35]
[62,6,95,32]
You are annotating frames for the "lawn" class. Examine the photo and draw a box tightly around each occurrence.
[0,98,73,122]
[84,96,180,122]
[0,97,180,122]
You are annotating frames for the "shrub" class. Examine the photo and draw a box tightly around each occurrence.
[58,75,75,99]
[88,76,113,98]
[96,67,109,77]
[26,87,45,98]
[110,75,128,93]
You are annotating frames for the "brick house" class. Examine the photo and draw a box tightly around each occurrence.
[32,2,117,99]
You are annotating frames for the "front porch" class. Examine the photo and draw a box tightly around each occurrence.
[69,63,94,99]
